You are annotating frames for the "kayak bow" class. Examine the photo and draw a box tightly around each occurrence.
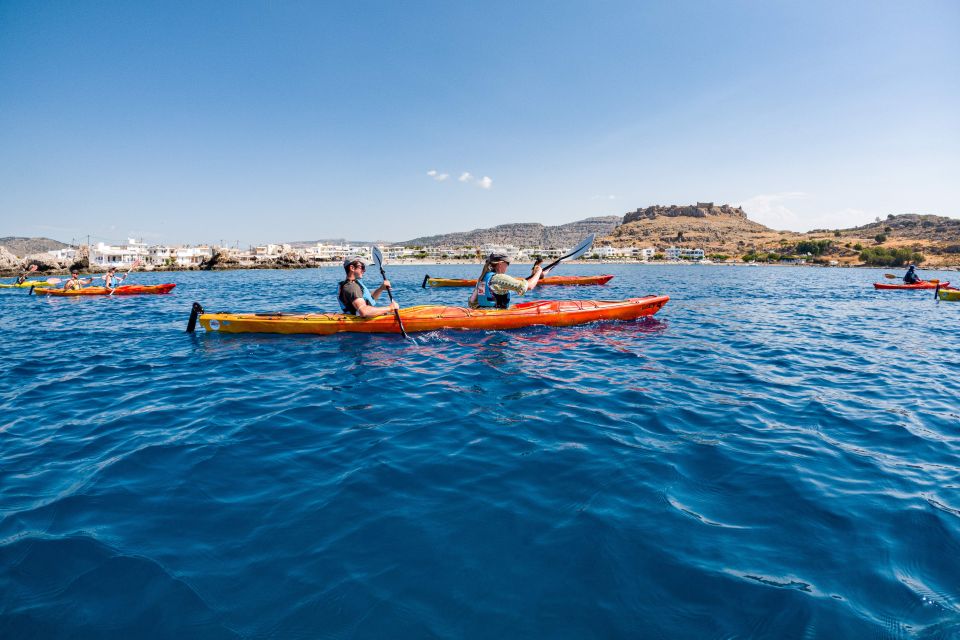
[188,296,668,335]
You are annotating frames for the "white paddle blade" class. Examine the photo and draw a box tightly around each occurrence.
[564,233,596,261]
[544,233,596,271]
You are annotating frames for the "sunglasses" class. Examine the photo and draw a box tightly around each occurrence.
[352,263,366,270]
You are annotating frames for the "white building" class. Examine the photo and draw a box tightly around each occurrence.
[90,238,149,267]
[664,247,705,261]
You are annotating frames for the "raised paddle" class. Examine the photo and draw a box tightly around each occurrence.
[541,234,597,273]
[371,245,409,339]
[108,259,142,296]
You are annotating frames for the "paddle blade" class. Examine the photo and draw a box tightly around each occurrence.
[45,278,62,285]
[544,234,596,271]
[884,274,898,279]
[371,245,385,271]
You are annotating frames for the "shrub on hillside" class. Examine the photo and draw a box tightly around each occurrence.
[859,247,924,267]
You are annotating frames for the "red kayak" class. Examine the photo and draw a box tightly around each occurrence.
[32,284,176,296]
[423,274,614,288]
[873,281,948,290]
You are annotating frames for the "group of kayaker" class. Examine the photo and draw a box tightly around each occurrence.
[336,252,552,316]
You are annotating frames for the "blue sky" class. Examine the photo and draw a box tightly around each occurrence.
[1,0,957,245]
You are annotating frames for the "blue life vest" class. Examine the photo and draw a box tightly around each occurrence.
[337,278,376,313]
[473,271,510,309]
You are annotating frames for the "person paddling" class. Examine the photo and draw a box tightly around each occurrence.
[63,270,94,291]
[468,253,545,309]
[103,266,124,289]
[903,264,921,284]
[337,255,399,317]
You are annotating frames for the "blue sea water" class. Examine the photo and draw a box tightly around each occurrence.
[1,264,959,639]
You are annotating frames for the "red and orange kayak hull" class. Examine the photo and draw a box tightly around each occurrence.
[873,281,948,290]
[195,296,668,335]
[32,284,177,296]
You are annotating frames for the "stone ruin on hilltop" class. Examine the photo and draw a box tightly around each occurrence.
[623,203,747,224]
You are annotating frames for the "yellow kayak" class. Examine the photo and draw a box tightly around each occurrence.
[0,280,58,289]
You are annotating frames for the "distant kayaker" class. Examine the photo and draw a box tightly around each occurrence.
[337,255,399,317]
[468,252,545,309]
[63,270,93,291]
[903,264,921,284]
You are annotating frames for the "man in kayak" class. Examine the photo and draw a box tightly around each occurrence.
[15,266,34,285]
[337,255,400,317]
[63,270,94,291]
[468,253,546,309]
[903,264,921,284]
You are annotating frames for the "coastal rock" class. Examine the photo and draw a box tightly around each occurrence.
[0,245,22,270]
[24,252,70,271]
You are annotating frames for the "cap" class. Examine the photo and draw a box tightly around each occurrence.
[343,255,369,268]
[487,252,511,264]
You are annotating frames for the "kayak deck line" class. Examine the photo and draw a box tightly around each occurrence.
[187,296,669,335]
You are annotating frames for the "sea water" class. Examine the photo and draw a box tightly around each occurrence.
[1,265,958,639]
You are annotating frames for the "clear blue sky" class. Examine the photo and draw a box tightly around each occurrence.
[1,0,957,246]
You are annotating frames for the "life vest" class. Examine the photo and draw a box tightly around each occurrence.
[337,278,376,314]
[473,271,510,309]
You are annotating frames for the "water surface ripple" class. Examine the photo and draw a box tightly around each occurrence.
[2,265,959,639]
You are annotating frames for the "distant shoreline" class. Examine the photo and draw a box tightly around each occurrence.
[3,259,957,279]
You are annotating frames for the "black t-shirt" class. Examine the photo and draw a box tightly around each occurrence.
[339,280,364,315]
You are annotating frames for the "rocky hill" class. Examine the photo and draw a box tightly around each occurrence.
[601,205,960,266]
[0,236,71,257]
[402,216,621,248]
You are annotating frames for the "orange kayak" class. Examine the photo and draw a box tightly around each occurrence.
[422,274,614,287]
[873,281,948,290]
[32,284,176,296]
[189,296,668,335]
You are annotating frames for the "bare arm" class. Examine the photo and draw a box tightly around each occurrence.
[352,298,399,317]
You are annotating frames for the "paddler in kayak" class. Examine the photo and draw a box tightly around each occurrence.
[63,270,94,291]
[468,252,546,309]
[337,255,400,317]
[102,266,126,289]
[903,264,921,284]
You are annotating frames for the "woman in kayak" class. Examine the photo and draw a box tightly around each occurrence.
[63,270,94,291]
[337,255,399,317]
[102,266,127,289]
[468,252,546,309]
[903,264,921,284]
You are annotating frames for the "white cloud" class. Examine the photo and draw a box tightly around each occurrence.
[737,192,808,228]
[429,169,490,189]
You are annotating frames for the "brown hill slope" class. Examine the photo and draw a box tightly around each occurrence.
[0,236,71,257]
[402,216,621,248]
[601,206,960,266]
